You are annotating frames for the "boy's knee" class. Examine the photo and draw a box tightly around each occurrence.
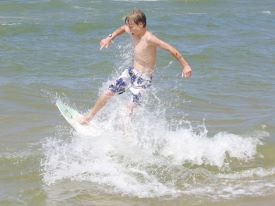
[105,90,115,97]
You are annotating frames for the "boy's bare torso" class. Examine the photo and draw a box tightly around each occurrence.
[126,27,157,75]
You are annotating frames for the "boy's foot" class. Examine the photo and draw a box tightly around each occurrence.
[78,115,91,125]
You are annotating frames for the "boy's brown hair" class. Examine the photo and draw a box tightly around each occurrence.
[125,9,146,28]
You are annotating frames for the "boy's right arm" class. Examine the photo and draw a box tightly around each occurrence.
[100,25,127,50]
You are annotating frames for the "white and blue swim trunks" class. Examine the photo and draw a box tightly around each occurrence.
[109,67,152,104]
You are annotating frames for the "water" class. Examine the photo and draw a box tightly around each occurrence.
[1,0,275,205]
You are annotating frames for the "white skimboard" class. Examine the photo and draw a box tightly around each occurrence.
[56,100,97,135]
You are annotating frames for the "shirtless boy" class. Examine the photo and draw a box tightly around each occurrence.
[79,9,192,124]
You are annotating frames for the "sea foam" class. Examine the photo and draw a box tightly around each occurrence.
[41,93,268,198]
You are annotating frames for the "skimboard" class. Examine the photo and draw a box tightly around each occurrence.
[56,100,81,122]
[56,100,103,136]
[56,100,89,133]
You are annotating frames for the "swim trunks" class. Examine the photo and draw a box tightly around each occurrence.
[109,67,152,104]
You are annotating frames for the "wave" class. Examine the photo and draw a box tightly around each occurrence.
[41,94,271,198]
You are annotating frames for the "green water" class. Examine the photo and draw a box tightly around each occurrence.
[1,0,275,205]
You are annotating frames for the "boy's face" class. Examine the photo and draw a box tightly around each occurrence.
[126,20,144,36]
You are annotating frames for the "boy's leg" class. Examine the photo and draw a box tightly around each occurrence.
[79,68,131,124]
[79,90,114,124]
[127,102,137,116]
[127,92,142,117]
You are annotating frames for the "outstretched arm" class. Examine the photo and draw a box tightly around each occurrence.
[149,34,192,79]
[100,25,127,50]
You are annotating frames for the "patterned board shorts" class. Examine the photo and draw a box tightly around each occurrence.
[109,67,152,104]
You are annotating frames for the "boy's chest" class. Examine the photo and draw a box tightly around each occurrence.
[133,38,153,55]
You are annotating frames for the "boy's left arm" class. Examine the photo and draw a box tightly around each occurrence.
[149,34,192,79]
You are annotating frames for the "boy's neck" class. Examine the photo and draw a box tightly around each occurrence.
[136,28,146,38]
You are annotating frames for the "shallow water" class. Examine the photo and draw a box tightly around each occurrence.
[1,0,275,205]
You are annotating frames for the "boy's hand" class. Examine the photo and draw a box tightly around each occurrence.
[100,37,112,50]
[182,64,192,79]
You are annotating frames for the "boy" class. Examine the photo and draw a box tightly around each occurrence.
[79,9,192,124]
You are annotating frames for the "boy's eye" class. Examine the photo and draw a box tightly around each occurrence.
[126,21,135,27]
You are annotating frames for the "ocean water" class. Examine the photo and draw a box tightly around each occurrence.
[1,0,275,205]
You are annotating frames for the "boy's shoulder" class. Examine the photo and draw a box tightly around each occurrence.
[145,31,156,41]
[145,31,155,38]
[145,31,160,45]
[124,24,130,34]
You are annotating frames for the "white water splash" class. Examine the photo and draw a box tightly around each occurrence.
[41,92,268,198]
